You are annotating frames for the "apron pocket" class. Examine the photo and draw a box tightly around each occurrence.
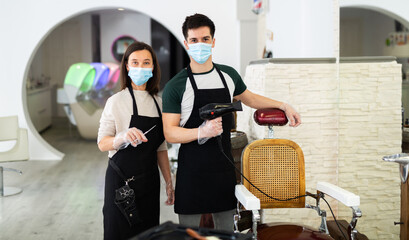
[114,184,142,227]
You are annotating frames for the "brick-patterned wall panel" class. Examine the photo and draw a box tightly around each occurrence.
[237,60,401,239]
[338,62,401,240]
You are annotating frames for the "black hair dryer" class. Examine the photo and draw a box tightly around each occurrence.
[198,100,242,120]
[198,101,243,151]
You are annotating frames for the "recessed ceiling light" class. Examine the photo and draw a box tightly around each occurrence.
[118,8,125,11]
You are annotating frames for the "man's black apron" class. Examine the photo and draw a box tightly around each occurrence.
[103,86,164,240]
[174,64,236,214]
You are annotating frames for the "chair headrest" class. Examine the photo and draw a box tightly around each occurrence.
[63,63,95,91]
[253,108,288,126]
[90,63,110,91]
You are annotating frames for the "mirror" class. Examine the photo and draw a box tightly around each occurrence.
[111,35,137,62]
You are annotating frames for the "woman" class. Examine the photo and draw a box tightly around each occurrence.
[97,41,174,240]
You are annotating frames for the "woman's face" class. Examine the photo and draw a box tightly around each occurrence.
[126,49,154,71]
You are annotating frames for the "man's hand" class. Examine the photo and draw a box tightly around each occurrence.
[198,117,223,144]
[234,90,301,127]
[280,103,301,127]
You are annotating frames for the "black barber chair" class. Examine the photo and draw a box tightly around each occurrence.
[132,221,253,240]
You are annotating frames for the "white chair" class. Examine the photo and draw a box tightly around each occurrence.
[0,116,29,196]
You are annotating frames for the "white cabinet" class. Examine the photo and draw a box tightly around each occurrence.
[27,87,52,132]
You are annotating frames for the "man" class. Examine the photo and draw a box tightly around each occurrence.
[162,13,301,231]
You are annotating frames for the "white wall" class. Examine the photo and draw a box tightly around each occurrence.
[3,0,409,161]
[265,0,337,58]
[0,0,239,160]
[100,11,151,63]
[236,0,259,77]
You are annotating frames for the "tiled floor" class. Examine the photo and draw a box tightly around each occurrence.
[0,118,178,240]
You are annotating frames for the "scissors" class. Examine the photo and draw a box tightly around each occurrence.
[131,125,156,144]
[143,125,156,135]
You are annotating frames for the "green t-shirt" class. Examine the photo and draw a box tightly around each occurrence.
[162,63,247,126]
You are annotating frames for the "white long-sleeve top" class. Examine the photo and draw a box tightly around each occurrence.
[98,88,167,158]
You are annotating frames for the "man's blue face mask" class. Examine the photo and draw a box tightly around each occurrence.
[128,67,153,86]
[187,43,212,64]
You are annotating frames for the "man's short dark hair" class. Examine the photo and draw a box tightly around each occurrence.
[182,13,215,40]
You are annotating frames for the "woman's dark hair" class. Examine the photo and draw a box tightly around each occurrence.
[119,41,161,96]
[182,13,215,40]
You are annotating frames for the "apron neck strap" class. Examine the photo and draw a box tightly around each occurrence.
[152,95,162,117]
[127,85,138,116]
[128,85,162,117]
[214,65,229,90]
[186,64,199,91]
[186,63,229,93]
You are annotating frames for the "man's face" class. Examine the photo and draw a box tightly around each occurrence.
[184,26,215,49]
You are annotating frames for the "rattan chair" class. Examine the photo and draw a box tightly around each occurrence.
[242,139,306,209]
[234,108,363,240]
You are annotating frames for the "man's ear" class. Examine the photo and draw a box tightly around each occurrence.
[184,40,189,50]
[212,38,215,48]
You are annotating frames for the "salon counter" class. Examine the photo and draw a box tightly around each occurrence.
[27,86,52,132]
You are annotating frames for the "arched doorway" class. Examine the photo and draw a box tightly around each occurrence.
[340,6,409,125]
[24,8,189,154]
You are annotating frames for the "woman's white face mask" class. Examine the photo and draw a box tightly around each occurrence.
[128,67,153,86]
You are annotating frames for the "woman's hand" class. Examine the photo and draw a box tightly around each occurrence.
[113,127,148,150]
[125,127,148,147]
[165,181,175,205]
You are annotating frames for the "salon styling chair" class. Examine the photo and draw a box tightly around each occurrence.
[104,62,120,93]
[90,62,110,92]
[91,62,120,107]
[83,62,110,108]
[234,108,364,240]
[57,62,96,126]
[57,62,105,140]
[0,116,29,196]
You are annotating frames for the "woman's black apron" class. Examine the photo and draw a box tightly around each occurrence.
[103,86,164,240]
[174,64,236,214]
